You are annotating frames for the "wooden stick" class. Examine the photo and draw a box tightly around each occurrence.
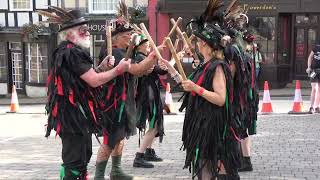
[165,37,187,80]
[182,32,200,61]
[170,18,188,47]
[124,34,139,61]
[106,25,112,56]
[167,17,183,38]
[174,38,180,50]
[189,34,195,42]
[132,24,142,34]
[139,23,163,60]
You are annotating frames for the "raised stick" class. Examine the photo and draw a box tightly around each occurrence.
[139,23,163,60]
[167,17,183,38]
[106,25,112,56]
[124,34,139,61]
[165,37,187,80]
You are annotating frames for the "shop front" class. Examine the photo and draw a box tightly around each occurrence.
[155,0,320,88]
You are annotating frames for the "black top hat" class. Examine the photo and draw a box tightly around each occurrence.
[37,6,89,32]
[59,10,89,32]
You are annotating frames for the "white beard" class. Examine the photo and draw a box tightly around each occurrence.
[77,38,91,49]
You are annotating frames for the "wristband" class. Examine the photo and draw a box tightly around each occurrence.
[198,87,205,96]
[115,67,124,75]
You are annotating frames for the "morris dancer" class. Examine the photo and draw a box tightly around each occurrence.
[133,34,168,168]
[41,7,130,180]
[93,1,161,179]
[174,0,241,179]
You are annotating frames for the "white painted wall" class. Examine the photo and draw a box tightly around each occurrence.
[0,0,8,10]
[26,85,47,97]
[0,83,7,95]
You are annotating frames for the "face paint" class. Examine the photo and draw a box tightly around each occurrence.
[74,25,91,49]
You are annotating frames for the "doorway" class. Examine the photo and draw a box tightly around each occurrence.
[8,42,24,93]
[294,15,319,79]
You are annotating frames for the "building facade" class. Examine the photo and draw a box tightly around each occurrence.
[0,0,147,96]
[153,0,320,88]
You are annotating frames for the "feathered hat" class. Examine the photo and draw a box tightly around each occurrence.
[111,0,134,36]
[187,0,227,50]
[37,6,89,32]
[224,0,249,29]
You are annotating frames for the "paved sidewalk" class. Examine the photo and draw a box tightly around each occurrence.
[0,88,313,105]
[1,112,320,179]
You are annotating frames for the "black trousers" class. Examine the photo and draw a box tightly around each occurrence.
[60,132,92,178]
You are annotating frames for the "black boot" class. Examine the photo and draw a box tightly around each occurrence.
[238,156,253,172]
[110,155,133,180]
[144,148,163,162]
[60,165,86,180]
[94,160,108,180]
[133,152,154,168]
[217,174,240,180]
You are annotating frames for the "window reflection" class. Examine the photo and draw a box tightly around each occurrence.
[248,16,276,64]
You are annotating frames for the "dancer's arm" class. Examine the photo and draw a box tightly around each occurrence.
[181,65,226,107]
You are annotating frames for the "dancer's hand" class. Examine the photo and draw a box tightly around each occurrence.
[181,80,196,92]
[158,60,168,71]
[96,55,115,72]
[116,58,131,75]
[146,65,155,75]
[306,68,311,74]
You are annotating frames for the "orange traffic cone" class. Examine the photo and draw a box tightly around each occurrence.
[8,85,19,113]
[164,83,176,115]
[288,80,308,114]
[260,81,273,114]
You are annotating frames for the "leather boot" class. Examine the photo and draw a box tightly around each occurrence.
[94,160,108,180]
[144,148,163,162]
[110,155,134,180]
[133,152,154,168]
[238,156,253,172]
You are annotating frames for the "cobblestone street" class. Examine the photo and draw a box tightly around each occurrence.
[1,105,320,179]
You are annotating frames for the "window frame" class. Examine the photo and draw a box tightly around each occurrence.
[88,0,118,14]
[9,0,33,11]
[26,43,48,83]
[0,42,7,81]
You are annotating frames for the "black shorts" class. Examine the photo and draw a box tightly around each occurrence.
[60,132,92,171]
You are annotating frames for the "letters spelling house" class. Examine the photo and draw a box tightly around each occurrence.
[150,0,320,88]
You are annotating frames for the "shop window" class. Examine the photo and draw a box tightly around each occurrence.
[0,43,7,81]
[10,0,33,11]
[25,43,48,83]
[248,16,276,64]
[88,0,118,14]
[296,15,318,25]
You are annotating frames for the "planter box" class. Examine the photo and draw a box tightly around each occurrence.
[26,85,47,97]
